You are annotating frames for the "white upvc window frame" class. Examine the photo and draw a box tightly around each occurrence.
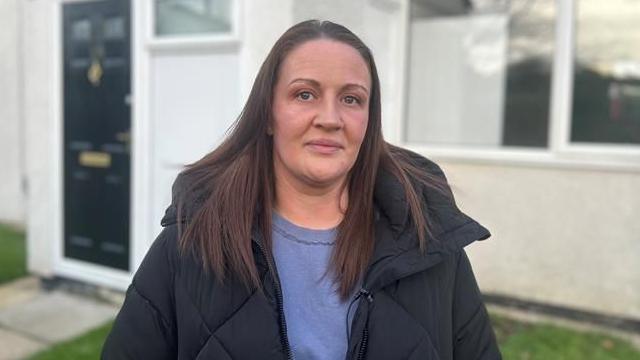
[398,0,640,172]
[146,0,242,52]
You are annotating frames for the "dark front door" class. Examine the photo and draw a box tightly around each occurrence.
[63,0,131,271]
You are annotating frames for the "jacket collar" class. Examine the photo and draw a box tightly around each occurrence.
[364,159,491,292]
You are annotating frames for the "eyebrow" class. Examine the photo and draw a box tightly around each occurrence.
[288,78,370,94]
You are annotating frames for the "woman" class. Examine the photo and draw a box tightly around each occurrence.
[103,20,500,359]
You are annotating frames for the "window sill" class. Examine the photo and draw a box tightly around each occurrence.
[403,143,640,173]
[146,34,240,53]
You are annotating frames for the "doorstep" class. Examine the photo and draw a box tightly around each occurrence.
[0,276,119,359]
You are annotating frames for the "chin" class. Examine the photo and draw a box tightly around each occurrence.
[303,168,348,187]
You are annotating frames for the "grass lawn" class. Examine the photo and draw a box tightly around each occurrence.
[29,321,113,360]
[0,224,27,284]
[493,315,640,360]
[26,315,640,359]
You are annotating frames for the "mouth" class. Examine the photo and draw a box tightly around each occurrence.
[305,139,343,154]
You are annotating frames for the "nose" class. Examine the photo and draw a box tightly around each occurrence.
[313,98,343,130]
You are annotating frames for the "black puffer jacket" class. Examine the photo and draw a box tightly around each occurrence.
[102,154,501,359]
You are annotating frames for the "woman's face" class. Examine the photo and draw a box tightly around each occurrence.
[271,39,371,190]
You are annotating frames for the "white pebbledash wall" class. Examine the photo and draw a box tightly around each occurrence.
[0,0,25,227]
[444,162,640,320]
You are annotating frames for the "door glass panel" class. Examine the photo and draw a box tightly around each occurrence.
[104,16,126,40]
[570,0,640,145]
[72,19,92,41]
[155,0,232,36]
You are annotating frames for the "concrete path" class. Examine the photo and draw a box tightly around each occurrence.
[0,277,119,360]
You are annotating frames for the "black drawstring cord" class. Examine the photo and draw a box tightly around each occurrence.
[346,288,374,341]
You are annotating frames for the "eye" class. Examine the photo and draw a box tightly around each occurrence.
[296,91,314,101]
[343,95,361,105]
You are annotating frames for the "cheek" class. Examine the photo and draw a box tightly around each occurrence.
[272,119,305,161]
[272,129,292,157]
[273,119,303,146]
[350,113,369,147]
[272,103,308,140]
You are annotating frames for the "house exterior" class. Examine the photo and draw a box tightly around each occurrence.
[0,0,25,227]
[1,0,638,324]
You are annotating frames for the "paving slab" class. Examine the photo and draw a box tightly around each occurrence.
[0,327,46,360]
[0,277,41,310]
[0,290,118,344]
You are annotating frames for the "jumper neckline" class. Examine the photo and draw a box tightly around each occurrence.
[272,211,337,246]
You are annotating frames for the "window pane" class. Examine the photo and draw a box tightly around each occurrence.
[155,0,232,36]
[571,0,640,145]
[406,0,555,148]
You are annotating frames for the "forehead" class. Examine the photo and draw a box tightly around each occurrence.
[278,39,371,88]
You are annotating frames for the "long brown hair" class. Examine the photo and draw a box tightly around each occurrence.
[177,20,444,300]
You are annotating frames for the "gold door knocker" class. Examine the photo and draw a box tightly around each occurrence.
[87,46,104,87]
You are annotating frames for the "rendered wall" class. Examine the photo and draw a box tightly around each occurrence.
[22,0,56,276]
[0,0,25,226]
[439,160,640,320]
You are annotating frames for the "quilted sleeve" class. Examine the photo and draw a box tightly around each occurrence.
[452,250,502,360]
[101,226,178,359]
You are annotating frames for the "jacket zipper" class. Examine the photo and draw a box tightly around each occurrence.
[353,289,373,360]
[356,326,369,360]
[253,238,293,360]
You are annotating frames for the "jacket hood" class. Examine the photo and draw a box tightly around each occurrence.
[160,151,491,291]
[365,153,491,291]
[160,170,208,227]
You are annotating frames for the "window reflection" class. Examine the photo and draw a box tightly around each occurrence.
[155,0,232,37]
[571,0,640,145]
[406,0,554,148]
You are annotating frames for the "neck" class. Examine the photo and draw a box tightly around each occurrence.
[273,174,348,230]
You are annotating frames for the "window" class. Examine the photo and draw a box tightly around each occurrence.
[155,0,232,37]
[405,0,556,148]
[571,0,640,145]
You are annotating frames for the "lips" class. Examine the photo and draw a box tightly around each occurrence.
[306,139,343,154]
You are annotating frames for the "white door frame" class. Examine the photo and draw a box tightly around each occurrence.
[51,0,151,290]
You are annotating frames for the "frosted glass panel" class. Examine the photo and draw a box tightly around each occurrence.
[406,0,555,148]
[155,0,232,36]
[407,15,508,146]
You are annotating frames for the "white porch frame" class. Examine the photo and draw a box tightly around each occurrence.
[50,0,244,291]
